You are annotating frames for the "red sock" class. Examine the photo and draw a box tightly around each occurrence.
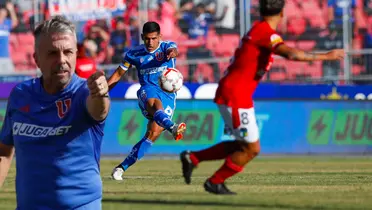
[209,156,243,184]
[190,141,234,166]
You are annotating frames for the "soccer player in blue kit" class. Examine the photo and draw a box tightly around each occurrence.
[108,21,186,180]
[0,16,110,209]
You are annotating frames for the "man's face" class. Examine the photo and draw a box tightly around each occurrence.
[142,32,161,52]
[130,18,139,27]
[88,27,98,39]
[196,6,205,15]
[0,8,7,20]
[116,21,125,31]
[34,33,77,88]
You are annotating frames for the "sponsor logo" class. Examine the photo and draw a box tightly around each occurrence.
[139,66,167,75]
[307,110,372,145]
[13,122,72,137]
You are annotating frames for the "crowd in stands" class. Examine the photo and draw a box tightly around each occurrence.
[1,0,372,83]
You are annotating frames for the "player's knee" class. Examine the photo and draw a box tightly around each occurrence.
[145,101,156,115]
[249,141,260,157]
[240,140,260,158]
[146,98,163,116]
[250,143,260,157]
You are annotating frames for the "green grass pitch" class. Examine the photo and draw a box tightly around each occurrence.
[1,157,372,210]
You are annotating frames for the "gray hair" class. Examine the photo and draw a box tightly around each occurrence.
[33,15,77,48]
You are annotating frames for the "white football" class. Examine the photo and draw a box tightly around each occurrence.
[159,68,184,93]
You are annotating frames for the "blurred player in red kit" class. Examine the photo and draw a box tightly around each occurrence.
[180,0,345,195]
[75,43,97,79]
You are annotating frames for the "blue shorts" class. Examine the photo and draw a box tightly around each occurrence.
[137,86,176,120]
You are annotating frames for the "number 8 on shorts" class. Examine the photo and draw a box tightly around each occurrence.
[218,105,259,143]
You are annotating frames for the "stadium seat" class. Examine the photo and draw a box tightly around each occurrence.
[301,0,327,28]
[9,43,16,55]
[285,41,296,48]
[20,45,34,55]
[195,63,214,83]
[297,41,316,50]
[17,32,34,46]
[11,51,27,63]
[352,64,364,75]
[9,32,37,71]
[284,0,301,18]
[305,61,323,78]
[206,31,220,52]
[9,34,18,46]
[220,34,240,56]
[218,62,230,75]
[354,0,367,29]
[271,58,288,78]
[174,53,189,80]
[146,10,158,22]
[177,65,189,80]
[285,61,308,79]
[268,71,287,81]
[287,16,306,36]
[251,0,259,7]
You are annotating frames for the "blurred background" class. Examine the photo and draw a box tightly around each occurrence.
[1,2,372,208]
[1,0,372,84]
[0,0,371,155]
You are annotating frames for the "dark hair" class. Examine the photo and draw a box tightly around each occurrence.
[115,16,124,23]
[77,43,84,51]
[259,0,285,16]
[142,21,160,34]
[196,3,205,9]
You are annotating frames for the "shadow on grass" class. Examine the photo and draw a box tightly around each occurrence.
[102,197,330,210]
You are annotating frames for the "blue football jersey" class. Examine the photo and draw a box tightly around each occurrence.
[0,74,105,209]
[120,41,177,87]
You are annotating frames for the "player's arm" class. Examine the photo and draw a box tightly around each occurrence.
[274,44,344,61]
[165,41,179,60]
[0,143,14,188]
[108,50,132,91]
[86,71,110,122]
[107,65,128,91]
[5,2,18,29]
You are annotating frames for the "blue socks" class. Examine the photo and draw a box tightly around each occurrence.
[119,110,174,171]
[153,110,175,132]
[120,137,153,171]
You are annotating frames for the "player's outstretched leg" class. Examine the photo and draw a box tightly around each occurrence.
[147,97,186,141]
[180,141,241,184]
[112,97,186,180]
[111,136,153,180]
[153,109,186,141]
[181,140,260,194]
[143,97,185,141]
[205,141,260,195]
[112,120,162,180]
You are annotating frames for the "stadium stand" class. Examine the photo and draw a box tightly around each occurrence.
[4,0,372,83]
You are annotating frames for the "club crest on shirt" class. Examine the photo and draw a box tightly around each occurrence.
[55,98,71,119]
[155,52,164,61]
